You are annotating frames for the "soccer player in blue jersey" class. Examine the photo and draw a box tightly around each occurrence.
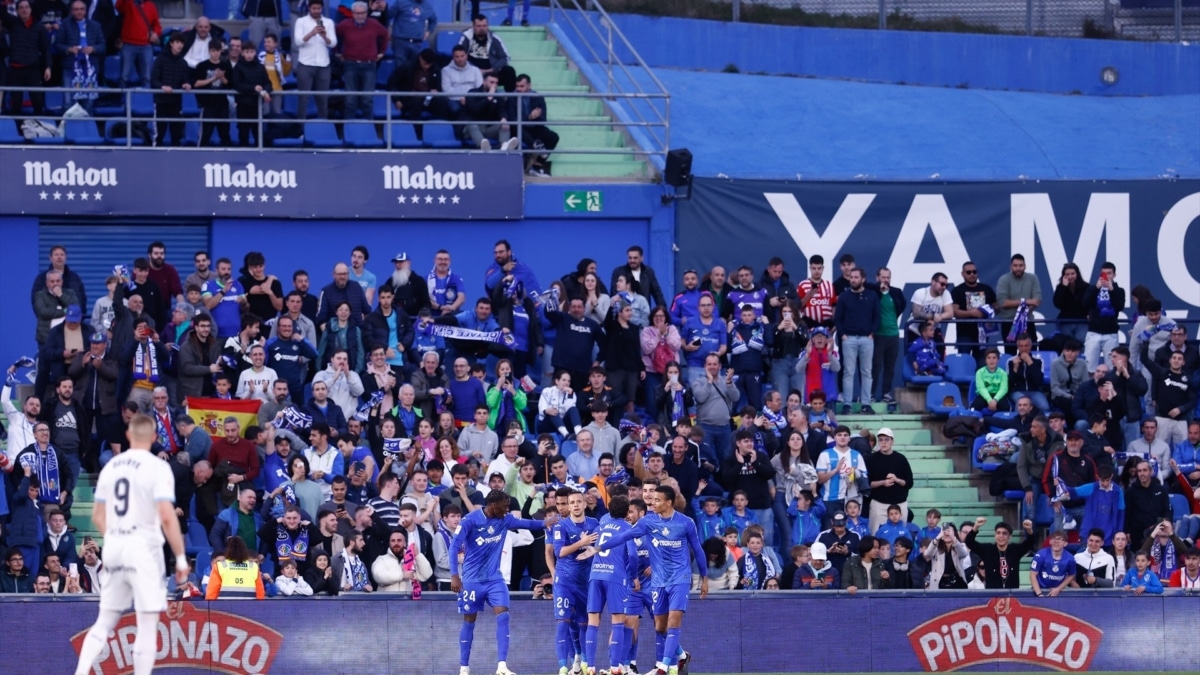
[585,484,708,675]
[622,498,653,674]
[451,490,559,675]
[552,489,600,675]
[585,495,639,675]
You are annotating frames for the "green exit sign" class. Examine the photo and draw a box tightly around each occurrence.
[564,190,603,213]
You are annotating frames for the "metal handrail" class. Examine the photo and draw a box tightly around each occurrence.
[548,0,671,155]
[0,85,668,157]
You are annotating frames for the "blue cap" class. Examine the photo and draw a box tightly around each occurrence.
[64,304,82,323]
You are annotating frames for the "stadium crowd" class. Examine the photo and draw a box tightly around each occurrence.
[2,2,559,171]
[2,239,1199,601]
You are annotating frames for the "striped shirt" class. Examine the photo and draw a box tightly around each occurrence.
[368,497,401,529]
[797,278,836,324]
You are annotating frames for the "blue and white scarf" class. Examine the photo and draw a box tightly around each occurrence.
[418,323,513,346]
[345,552,369,591]
[112,265,136,291]
[7,356,35,386]
[133,342,160,382]
[1095,287,1116,318]
[978,304,1001,343]
[761,406,787,438]
[382,437,410,461]
[70,52,98,102]
[742,551,776,590]
[1007,300,1030,342]
[605,465,629,486]
[273,407,313,431]
[534,287,561,309]
[21,446,61,505]
[276,522,310,563]
[354,391,386,422]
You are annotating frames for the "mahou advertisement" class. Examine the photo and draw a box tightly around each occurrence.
[6,593,1197,673]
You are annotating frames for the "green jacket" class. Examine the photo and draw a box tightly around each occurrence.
[975,366,1008,402]
[486,385,528,431]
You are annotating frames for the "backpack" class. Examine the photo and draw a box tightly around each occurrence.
[650,334,674,374]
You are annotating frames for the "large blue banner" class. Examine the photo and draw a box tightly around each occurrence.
[677,178,1200,323]
[5,593,1197,673]
[0,148,525,220]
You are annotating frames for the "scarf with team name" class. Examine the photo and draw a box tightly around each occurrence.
[133,341,160,382]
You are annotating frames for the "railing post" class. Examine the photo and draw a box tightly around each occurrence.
[1175,0,1183,42]
[605,17,614,94]
[1026,0,1033,36]
[879,0,886,30]
[733,0,740,23]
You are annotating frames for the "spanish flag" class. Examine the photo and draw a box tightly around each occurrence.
[186,397,262,438]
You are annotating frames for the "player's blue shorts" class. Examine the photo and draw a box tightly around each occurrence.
[626,587,652,617]
[458,579,509,615]
[586,579,630,614]
[650,583,691,615]
[553,580,588,621]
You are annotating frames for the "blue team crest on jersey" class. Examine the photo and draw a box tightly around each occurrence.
[661,527,670,535]
[555,530,562,540]
[702,329,709,335]
[487,526,495,534]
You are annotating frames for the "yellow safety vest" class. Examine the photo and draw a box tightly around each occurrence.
[214,560,259,598]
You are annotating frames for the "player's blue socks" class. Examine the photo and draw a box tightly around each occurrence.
[584,624,599,669]
[496,611,511,662]
[573,620,585,660]
[556,621,572,668]
[609,624,625,670]
[655,631,666,663]
[459,621,476,667]
[663,628,682,667]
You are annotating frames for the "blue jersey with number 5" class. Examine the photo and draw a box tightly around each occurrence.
[589,515,638,584]
[601,511,707,586]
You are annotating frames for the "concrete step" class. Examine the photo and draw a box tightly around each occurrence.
[908,487,982,502]
[507,42,564,58]
[493,26,550,41]
[548,154,648,178]
[556,128,625,147]
[908,458,956,474]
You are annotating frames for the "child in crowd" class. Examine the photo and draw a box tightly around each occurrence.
[787,488,826,546]
[275,560,314,596]
[907,320,946,376]
[213,373,234,399]
[918,508,943,544]
[970,348,1010,412]
[722,490,758,538]
[694,495,725,541]
[723,526,744,563]
[843,499,869,538]
[874,504,909,546]
[1121,551,1164,595]
[186,284,206,314]
[796,329,840,404]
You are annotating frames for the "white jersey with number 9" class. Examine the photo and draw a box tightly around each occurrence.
[94,451,177,547]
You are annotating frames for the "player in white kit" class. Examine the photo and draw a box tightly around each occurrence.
[74,414,188,675]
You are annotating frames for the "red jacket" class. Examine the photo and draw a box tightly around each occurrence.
[208,438,262,481]
[116,0,162,47]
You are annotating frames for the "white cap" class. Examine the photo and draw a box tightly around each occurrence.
[809,542,828,560]
[877,427,894,438]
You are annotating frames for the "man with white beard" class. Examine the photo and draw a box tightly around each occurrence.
[379,253,431,318]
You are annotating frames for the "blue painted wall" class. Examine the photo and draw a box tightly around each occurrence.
[538,9,1200,96]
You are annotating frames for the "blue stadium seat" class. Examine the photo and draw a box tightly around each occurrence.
[372,94,391,120]
[44,90,66,115]
[388,121,422,149]
[1032,351,1056,384]
[560,440,578,458]
[181,93,200,118]
[63,119,106,145]
[344,122,384,148]
[1170,494,1190,522]
[104,120,147,146]
[0,120,24,144]
[130,91,155,117]
[1033,493,1055,527]
[988,411,1017,432]
[903,359,944,386]
[998,353,1014,371]
[1003,490,1025,500]
[925,382,962,417]
[304,121,343,148]
[185,524,210,556]
[421,122,464,149]
[103,55,122,86]
[971,437,997,473]
[436,31,460,54]
[196,549,213,578]
[376,60,396,89]
[945,353,976,385]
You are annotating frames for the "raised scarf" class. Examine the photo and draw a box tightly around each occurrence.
[276,524,310,563]
[1007,300,1029,342]
[402,544,422,600]
[133,341,160,382]
[70,52,98,101]
[345,552,369,591]
[22,446,61,504]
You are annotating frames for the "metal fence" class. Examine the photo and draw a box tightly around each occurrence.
[0,85,667,166]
